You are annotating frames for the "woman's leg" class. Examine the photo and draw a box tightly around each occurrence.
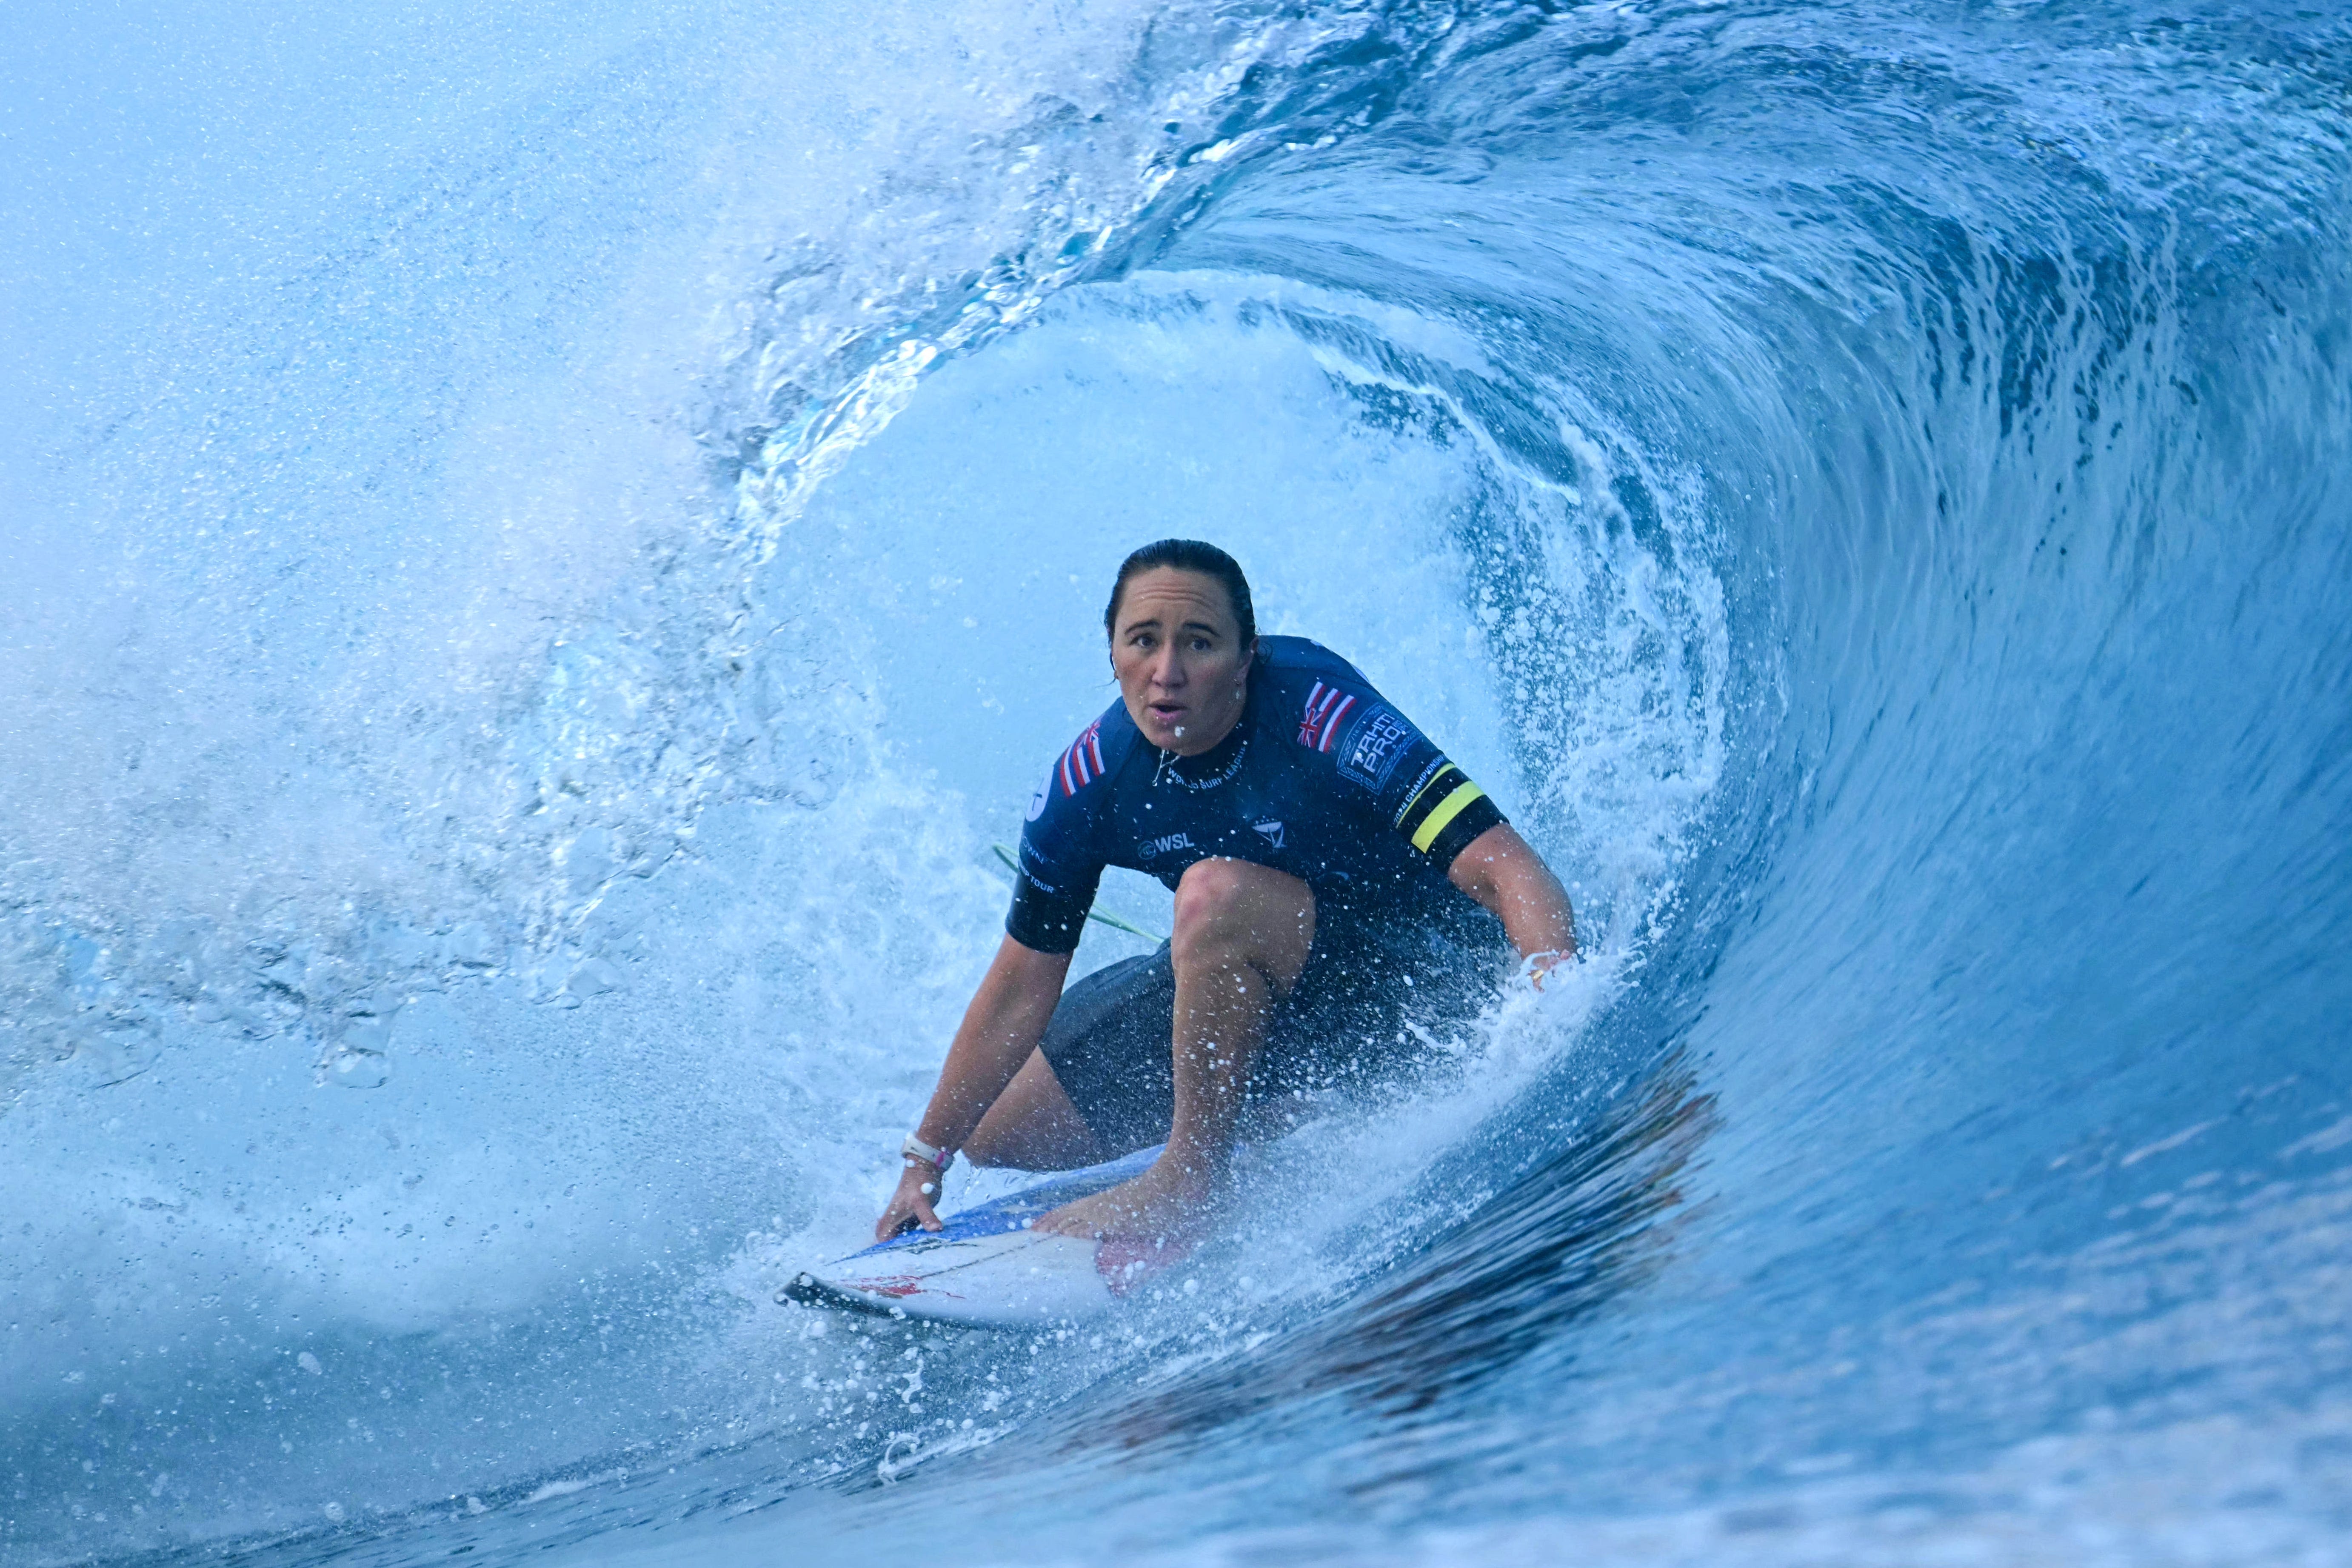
[1036,859,1315,1239]
[1160,857,1316,1183]
[962,1050,1109,1171]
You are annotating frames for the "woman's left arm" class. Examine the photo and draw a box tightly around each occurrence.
[1447,823,1577,981]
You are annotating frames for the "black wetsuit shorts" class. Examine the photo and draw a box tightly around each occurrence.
[1037,907,1510,1153]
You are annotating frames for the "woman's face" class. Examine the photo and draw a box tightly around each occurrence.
[1110,567,1254,756]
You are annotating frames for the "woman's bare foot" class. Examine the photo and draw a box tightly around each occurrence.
[1034,1155,1212,1242]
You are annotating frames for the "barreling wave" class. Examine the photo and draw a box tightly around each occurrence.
[4,0,2349,1563]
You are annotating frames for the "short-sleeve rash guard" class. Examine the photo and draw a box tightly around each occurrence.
[1008,636,1507,954]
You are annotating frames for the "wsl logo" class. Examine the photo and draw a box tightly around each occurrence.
[1253,819,1287,850]
[1138,831,1196,861]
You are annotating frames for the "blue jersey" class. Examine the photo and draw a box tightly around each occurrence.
[1008,636,1508,954]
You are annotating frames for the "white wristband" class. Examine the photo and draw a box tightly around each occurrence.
[901,1132,951,1170]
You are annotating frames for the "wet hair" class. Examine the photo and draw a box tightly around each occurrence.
[1103,539,1257,647]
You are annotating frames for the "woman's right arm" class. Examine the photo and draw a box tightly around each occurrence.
[874,936,1072,1239]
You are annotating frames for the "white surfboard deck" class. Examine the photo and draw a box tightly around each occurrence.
[780,1145,1190,1328]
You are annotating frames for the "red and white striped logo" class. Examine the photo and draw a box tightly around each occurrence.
[1296,682,1357,754]
[1057,720,1108,796]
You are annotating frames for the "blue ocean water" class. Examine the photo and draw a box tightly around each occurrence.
[4,0,2348,1562]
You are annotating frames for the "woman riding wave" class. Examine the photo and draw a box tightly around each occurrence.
[877,540,1576,1244]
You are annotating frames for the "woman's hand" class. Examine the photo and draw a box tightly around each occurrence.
[870,937,1073,1243]
[874,1160,947,1242]
[1447,824,1578,980]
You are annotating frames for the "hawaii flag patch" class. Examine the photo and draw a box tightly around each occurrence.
[1058,720,1107,796]
[1296,682,1357,754]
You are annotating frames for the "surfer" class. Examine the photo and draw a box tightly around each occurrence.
[877,539,1576,1245]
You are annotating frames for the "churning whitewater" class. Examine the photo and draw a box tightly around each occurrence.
[3,0,2348,1563]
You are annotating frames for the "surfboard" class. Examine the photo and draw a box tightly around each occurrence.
[778,1145,1192,1328]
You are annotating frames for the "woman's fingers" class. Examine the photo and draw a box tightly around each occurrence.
[874,1167,948,1240]
[876,1202,934,1240]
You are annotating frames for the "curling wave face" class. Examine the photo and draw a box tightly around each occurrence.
[3,0,2348,1562]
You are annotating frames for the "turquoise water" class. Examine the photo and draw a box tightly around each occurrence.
[5,1,2348,1562]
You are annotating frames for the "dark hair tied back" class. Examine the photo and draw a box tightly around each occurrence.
[1104,539,1257,646]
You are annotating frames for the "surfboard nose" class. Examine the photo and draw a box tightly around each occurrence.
[793,1230,1125,1328]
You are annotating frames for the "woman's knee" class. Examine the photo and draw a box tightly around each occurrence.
[1172,857,1251,929]
[1170,857,1314,971]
